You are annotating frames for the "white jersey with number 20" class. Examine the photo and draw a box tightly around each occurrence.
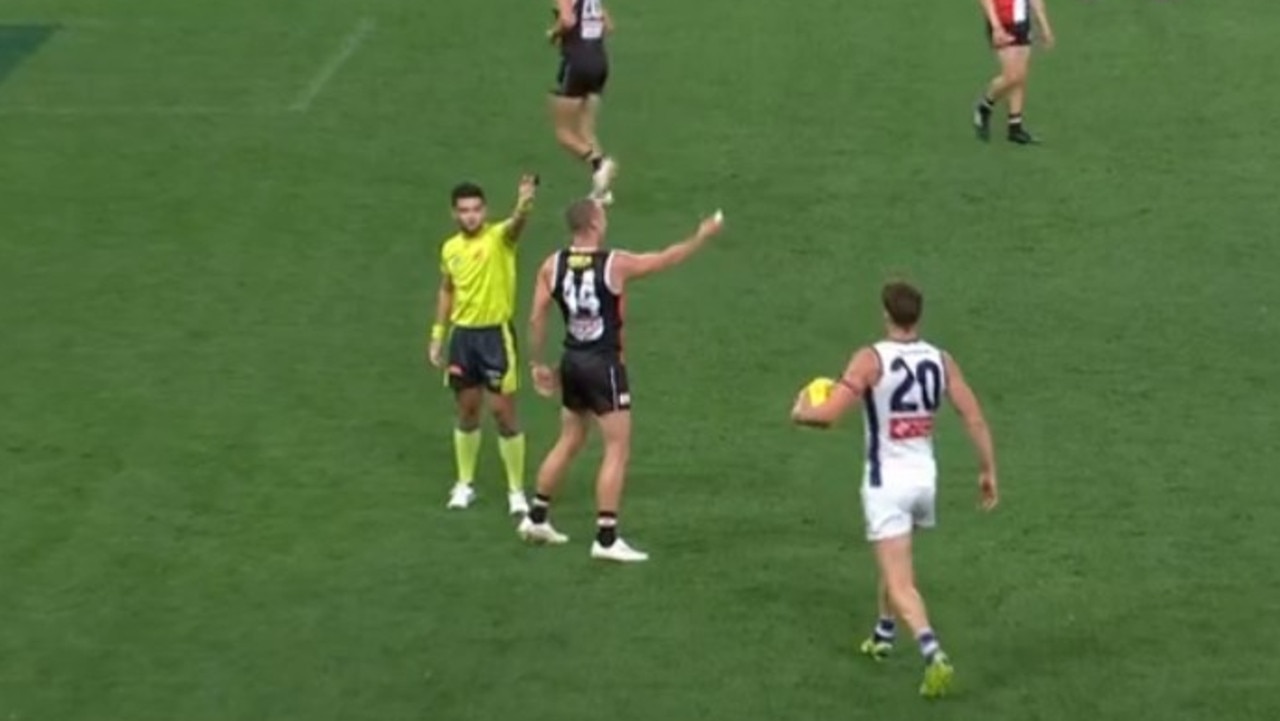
[862,340,947,487]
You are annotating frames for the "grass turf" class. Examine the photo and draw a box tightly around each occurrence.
[2,0,1280,719]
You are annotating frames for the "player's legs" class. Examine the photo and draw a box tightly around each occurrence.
[998,45,1034,143]
[874,534,953,697]
[551,95,594,159]
[987,47,1027,101]
[485,325,527,515]
[447,385,484,509]
[860,577,897,660]
[550,57,615,201]
[587,410,645,562]
[519,408,589,545]
[535,409,591,500]
[577,93,617,202]
[579,94,602,158]
[974,27,1031,141]
[444,329,485,508]
[488,392,528,515]
[873,535,930,640]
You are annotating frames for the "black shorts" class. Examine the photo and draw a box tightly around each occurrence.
[986,20,1032,47]
[445,324,518,394]
[553,53,608,98]
[560,350,630,416]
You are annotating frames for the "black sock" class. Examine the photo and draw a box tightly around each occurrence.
[529,494,551,524]
[596,511,618,547]
[978,96,995,113]
[586,153,603,171]
[1009,113,1024,129]
[873,617,896,644]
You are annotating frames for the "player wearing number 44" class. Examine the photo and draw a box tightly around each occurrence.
[791,281,998,699]
[519,201,725,563]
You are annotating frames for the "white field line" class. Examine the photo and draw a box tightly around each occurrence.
[289,16,375,113]
[0,106,277,116]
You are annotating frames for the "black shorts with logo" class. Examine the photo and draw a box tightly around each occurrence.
[987,20,1032,47]
[560,349,629,415]
[553,50,609,98]
[445,324,517,394]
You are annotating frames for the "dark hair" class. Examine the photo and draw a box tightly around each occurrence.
[450,182,485,206]
[565,199,599,233]
[882,281,923,328]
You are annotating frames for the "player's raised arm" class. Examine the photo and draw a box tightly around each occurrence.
[428,269,454,368]
[527,255,558,396]
[610,211,723,285]
[792,348,879,428]
[503,174,539,244]
[942,352,999,510]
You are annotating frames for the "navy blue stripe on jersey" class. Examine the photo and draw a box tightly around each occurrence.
[863,390,882,487]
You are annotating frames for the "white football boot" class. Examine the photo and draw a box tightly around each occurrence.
[590,538,649,563]
[590,157,617,204]
[517,517,570,545]
[445,483,475,510]
[507,491,530,517]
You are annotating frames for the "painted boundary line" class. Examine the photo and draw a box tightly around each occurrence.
[289,17,376,113]
[0,106,278,116]
[0,18,319,29]
[0,17,375,117]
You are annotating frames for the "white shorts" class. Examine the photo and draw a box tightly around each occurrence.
[861,477,937,542]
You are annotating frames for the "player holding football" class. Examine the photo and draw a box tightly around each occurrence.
[974,0,1055,144]
[547,0,618,203]
[791,281,998,698]
[429,176,538,516]
[518,199,724,562]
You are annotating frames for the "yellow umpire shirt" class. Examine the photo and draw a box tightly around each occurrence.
[440,220,517,328]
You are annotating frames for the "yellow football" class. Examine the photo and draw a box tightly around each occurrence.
[805,377,837,405]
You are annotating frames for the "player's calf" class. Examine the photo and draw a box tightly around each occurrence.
[874,535,948,664]
[551,98,593,155]
[589,414,646,562]
[488,394,528,513]
[446,388,485,509]
[519,413,587,543]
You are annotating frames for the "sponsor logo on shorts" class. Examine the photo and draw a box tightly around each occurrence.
[889,416,933,440]
[618,392,631,407]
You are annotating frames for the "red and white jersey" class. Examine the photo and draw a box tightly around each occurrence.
[994,0,1029,25]
[862,340,946,487]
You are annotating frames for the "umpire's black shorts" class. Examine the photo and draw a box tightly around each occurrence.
[560,349,629,416]
[445,324,518,394]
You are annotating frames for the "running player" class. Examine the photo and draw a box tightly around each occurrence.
[790,281,998,698]
[547,0,618,202]
[973,0,1055,144]
[428,176,538,516]
[517,199,724,562]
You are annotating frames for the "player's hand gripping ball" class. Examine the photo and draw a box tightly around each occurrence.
[805,377,836,406]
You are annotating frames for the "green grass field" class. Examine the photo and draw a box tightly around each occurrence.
[4,0,1280,719]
